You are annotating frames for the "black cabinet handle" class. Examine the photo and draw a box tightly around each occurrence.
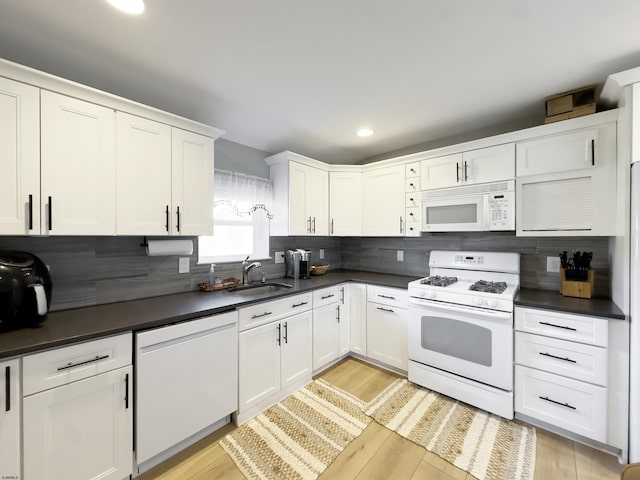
[165,205,169,232]
[464,161,469,181]
[5,366,9,412]
[28,194,33,230]
[331,218,334,235]
[48,196,53,230]
[125,373,129,409]
[400,216,404,234]
[321,294,335,300]
[312,217,316,234]
[176,206,180,233]
[377,307,395,313]
[336,306,340,323]
[276,323,281,346]
[456,162,460,182]
[539,352,577,363]
[539,321,577,332]
[283,321,288,344]
[57,354,110,371]
[539,396,576,410]
[307,217,312,234]
[292,302,308,308]
[591,139,595,166]
[251,311,273,319]
[340,287,344,304]
[377,294,396,300]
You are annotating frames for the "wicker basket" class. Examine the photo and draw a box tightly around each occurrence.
[199,277,241,292]
[310,264,330,276]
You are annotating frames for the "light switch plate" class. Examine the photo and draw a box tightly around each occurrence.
[546,256,560,273]
[319,249,325,259]
[275,251,285,264]
[397,250,404,261]
[178,257,190,274]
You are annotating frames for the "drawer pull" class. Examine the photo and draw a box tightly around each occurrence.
[5,365,10,412]
[539,352,577,363]
[251,311,273,319]
[539,396,576,410]
[377,307,395,313]
[125,373,129,409]
[57,354,110,371]
[292,301,308,308]
[539,321,577,332]
[321,294,335,300]
[377,294,396,300]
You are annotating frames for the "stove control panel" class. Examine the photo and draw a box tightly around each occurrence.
[454,255,484,265]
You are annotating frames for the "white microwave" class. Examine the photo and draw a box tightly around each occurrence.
[421,180,515,232]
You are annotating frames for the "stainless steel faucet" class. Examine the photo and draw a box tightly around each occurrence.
[242,255,262,285]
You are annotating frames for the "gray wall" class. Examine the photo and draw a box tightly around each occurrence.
[215,139,272,178]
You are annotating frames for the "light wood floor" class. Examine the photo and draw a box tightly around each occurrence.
[138,357,626,480]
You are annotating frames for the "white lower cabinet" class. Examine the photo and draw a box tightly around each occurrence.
[366,286,408,371]
[514,307,609,443]
[22,333,133,480]
[312,285,350,372]
[348,283,367,356]
[0,359,20,480]
[238,308,312,424]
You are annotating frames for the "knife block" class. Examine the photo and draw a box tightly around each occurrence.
[560,268,594,298]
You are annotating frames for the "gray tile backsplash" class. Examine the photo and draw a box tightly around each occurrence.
[0,233,609,311]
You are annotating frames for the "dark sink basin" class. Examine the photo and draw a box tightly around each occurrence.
[228,282,293,296]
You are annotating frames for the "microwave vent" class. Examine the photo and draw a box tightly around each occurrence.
[422,180,514,200]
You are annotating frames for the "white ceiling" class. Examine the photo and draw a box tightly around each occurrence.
[0,0,639,164]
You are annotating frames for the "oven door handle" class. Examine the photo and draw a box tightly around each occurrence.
[408,297,512,321]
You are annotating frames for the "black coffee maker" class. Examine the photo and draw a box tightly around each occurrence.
[0,251,52,331]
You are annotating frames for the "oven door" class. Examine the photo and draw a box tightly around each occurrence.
[408,297,513,391]
[421,195,487,232]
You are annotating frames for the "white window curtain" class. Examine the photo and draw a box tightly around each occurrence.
[198,170,274,264]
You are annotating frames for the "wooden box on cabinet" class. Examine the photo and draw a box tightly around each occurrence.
[560,268,594,299]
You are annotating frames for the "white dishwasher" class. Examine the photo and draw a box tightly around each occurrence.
[135,310,238,472]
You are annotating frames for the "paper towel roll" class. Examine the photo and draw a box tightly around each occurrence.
[146,239,193,256]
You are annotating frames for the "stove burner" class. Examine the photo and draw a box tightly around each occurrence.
[469,280,508,294]
[420,275,458,287]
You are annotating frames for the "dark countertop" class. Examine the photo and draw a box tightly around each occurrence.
[0,270,419,359]
[515,287,625,320]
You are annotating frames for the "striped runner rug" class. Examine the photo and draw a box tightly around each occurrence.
[220,379,370,479]
[365,378,536,480]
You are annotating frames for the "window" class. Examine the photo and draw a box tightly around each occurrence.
[198,170,273,264]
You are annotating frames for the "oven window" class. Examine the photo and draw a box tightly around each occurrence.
[426,203,477,225]
[420,316,492,366]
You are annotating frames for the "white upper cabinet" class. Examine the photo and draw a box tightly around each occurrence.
[267,152,329,236]
[420,143,515,190]
[116,112,172,235]
[41,91,116,235]
[329,169,362,236]
[171,128,214,236]
[362,164,405,236]
[0,77,40,235]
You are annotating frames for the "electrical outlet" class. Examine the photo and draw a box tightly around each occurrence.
[546,256,560,273]
[275,251,285,264]
[178,257,190,274]
[397,250,404,262]
[319,249,325,259]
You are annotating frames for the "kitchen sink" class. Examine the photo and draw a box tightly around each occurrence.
[228,282,293,296]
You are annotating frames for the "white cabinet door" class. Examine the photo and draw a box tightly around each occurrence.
[362,165,405,236]
[516,127,605,177]
[239,321,282,411]
[288,161,310,235]
[0,77,40,235]
[420,153,462,190]
[281,311,313,389]
[23,366,133,480]
[338,303,350,356]
[367,303,408,371]
[308,165,329,235]
[329,170,362,236]
[41,91,116,235]
[0,359,20,480]
[462,143,515,184]
[171,128,214,236]
[116,112,172,235]
[313,302,341,370]
[348,283,367,356]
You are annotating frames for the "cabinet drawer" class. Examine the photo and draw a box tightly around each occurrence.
[238,292,312,331]
[515,365,607,442]
[405,178,420,193]
[406,206,420,222]
[405,192,420,208]
[405,162,420,178]
[515,332,607,386]
[313,285,342,308]
[515,307,608,347]
[23,332,132,396]
[367,285,408,308]
[405,221,421,237]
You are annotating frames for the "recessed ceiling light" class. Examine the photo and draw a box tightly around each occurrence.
[357,128,374,137]
[106,0,145,14]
